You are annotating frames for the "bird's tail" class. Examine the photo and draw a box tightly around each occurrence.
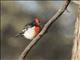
[16,32,24,37]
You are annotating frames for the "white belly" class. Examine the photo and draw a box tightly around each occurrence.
[23,26,36,40]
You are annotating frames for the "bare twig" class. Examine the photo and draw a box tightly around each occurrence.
[19,0,71,60]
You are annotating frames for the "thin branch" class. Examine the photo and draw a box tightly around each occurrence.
[19,0,71,60]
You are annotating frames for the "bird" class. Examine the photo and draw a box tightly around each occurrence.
[16,17,41,40]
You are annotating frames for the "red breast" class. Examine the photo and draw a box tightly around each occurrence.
[35,26,41,35]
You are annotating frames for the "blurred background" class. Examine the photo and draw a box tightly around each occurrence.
[1,1,78,60]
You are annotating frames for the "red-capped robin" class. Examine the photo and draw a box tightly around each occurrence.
[16,17,41,40]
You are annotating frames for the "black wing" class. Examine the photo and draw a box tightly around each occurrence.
[16,21,35,37]
[16,31,24,37]
[24,22,35,29]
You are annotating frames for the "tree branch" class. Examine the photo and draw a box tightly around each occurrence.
[19,0,71,60]
[71,4,80,60]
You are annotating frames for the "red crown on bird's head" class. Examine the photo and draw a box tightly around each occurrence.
[34,17,40,25]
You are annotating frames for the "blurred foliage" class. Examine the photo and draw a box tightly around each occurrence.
[1,1,78,60]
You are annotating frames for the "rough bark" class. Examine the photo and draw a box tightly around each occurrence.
[71,4,80,60]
